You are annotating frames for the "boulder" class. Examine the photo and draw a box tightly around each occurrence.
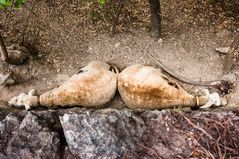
[0,108,238,158]
[139,110,196,158]
[7,111,61,159]
[60,109,145,159]
[0,113,22,157]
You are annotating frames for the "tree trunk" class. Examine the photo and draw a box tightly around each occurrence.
[148,0,161,38]
[223,34,239,73]
[0,33,8,61]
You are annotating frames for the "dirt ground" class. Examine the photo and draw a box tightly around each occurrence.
[0,0,239,110]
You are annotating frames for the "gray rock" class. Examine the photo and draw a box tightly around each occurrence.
[7,111,61,159]
[215,46,230,54]
[0,109,238,159]
[0,68,15,86]
[0,153,7,159]
[60,109,146,159]
[0,113,22,157]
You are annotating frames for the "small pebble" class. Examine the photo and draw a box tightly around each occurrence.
[114,42,121,48]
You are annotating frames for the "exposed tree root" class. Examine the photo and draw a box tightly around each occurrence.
[175,112,239,159]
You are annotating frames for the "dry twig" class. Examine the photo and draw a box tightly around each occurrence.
[174,112,239,158]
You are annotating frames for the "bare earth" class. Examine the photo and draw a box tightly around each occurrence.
[0,0,238,110]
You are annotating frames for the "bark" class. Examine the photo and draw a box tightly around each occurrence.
[148,0,161,38]
[0,34,8,61]
[0,34,29,65]
[223,34,239,73]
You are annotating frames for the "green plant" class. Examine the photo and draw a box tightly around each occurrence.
[98,0,106,6]
[0,0,25,9]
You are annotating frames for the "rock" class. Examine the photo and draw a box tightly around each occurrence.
[0,68,15,86]
[7,44,30,65]
[138,110,239,158]
[60,109,145,159]
[7,111,61,159]
[0,109,238,158]
[157,38,163,48]
[221,73,237,83]
[114,42,121,48]
[0,113,22,157]
[0,153,7,159]
[139,110,196,158]
[215,47,230,54]
[62,146,78,159]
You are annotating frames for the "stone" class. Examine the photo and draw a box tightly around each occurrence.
[221,73,237,83]
[6,44,30,65]
[0,113,22,157]
[0,109,238,158]
[215,47,230,54]
[114,42,121,48]
[139,110,196,158]
[0,153,7,159]
[62,146,78,159]
[7,111,61,159]
[0,68,15,86]
[60,109,146,159]
[138,110,239,158]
